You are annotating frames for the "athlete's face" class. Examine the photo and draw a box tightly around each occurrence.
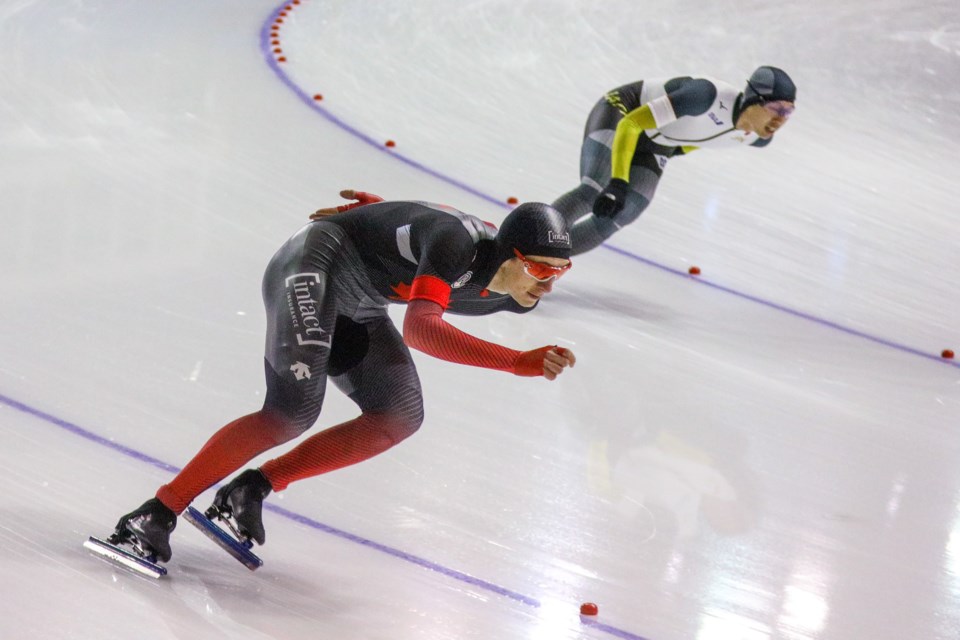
[736,102,794,139]
[491,255,571,307]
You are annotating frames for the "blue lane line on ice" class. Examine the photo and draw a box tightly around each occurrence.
[258,5,505,210]
[602,244,960,367]
[0,390,522,608]
[1,390,653,640]
[0,394,180,474]
[259,3,959,372]
[0,393,527,606]
[263,503,539,608]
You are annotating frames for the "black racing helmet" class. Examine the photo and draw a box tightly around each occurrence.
[742,66,796,109]
[495,202,571,262]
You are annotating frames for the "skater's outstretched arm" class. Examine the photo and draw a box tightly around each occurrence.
[403,293,575,379]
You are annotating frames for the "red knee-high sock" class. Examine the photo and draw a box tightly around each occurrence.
[260,413,412,491]
[156,410,299,514]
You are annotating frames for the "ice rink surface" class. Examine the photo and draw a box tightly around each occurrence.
[2,1,959,638]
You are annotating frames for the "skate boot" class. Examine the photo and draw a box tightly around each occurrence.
[111,498,177,563]
[209,469,272,545]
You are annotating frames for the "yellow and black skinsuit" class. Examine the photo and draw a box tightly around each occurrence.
[552,76,773,255]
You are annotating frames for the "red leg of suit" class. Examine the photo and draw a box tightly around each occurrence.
[155,409,298,514]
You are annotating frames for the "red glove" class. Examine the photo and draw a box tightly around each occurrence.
[513,346,576,379]
[312,189,384,218]
[333,190,383,212]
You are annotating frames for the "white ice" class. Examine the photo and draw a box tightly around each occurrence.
[1,1,959,639]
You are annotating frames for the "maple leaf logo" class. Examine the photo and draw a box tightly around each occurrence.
[390,281,412,301]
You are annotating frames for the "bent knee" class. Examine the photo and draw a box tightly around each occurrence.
[390,408,424,444]
[377,403,423,446]
[258,406,318,442]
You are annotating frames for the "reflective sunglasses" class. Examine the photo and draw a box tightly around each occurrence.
[763,100,795,119]
[745,79,795,119]
[513,248,572,282]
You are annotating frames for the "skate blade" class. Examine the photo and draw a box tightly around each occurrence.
[83,536,167,578]
[183,506,263,571]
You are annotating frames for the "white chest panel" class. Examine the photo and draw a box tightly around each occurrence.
[641,78,759,149]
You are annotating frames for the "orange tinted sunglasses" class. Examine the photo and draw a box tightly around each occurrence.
[513,248,572,282]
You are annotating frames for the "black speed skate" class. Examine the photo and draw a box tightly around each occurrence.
[182,468,272,571]
[84,498,176,578]
[112,498,177,561]
[210,468,273,545]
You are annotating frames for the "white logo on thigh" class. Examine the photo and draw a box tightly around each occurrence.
[290,362,312,380]
[285,272,333,348]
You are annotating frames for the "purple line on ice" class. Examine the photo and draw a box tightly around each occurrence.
[0,393,561,619]
[258,6,506,210]
[263,503,541,607]
[1,390,654,640]
[603,244,960,367]
[259,3,958,372]
[0,393,180,474]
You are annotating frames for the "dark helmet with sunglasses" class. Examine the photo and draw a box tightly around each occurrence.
[495,202,573,282]
[743,66,797,118]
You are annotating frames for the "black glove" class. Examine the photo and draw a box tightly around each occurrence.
[593,179,629,218]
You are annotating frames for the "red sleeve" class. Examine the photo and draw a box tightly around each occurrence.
[402,298,523,373]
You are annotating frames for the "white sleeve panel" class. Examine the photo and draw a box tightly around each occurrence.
[647,95,678,128]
